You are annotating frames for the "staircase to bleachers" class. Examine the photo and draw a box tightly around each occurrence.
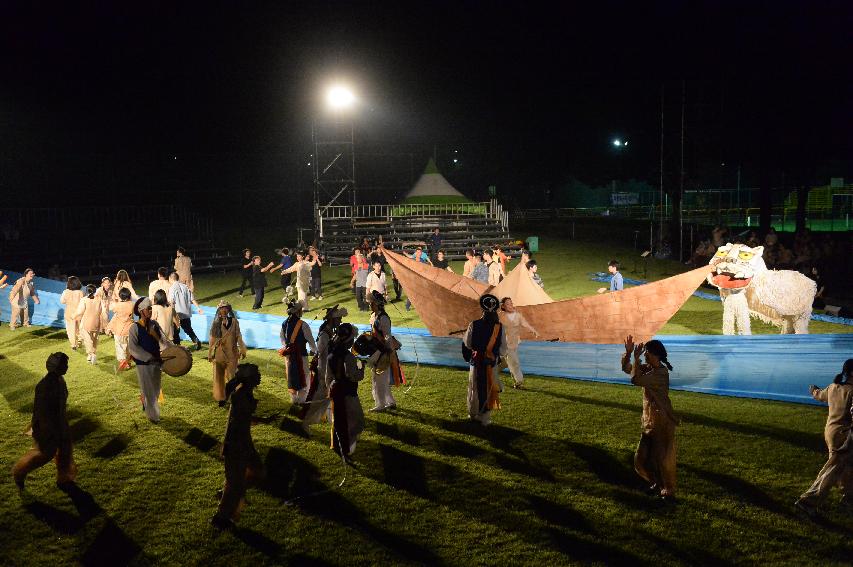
[0,205,238,283]
[318,199,521,264]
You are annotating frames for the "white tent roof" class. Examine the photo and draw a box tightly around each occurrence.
[404,159,467,199]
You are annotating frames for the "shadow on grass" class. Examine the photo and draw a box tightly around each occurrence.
[536,389,822,453]
[159,417,222,456]
[231,528,283,561]
[23,483,144,565]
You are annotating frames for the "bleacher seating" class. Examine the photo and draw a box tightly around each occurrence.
[319,201,521,264]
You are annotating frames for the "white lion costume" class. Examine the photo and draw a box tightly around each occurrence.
[707,243,816,335]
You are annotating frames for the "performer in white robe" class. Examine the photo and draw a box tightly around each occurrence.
[127,297,173,423]
[59,277,84,350]
[499,297,539,389]
[280,251,317,312]
[301,306,347,431]
[368,291,405,412]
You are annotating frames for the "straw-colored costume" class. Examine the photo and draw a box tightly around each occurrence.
[107,301,135,364]
[209,319,247,402]
[8,276,37,329]
[175,255,194,291]
[75,296,103,359]
[59,289,83,348]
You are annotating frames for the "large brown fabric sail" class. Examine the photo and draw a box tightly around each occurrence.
[382,247,711,344]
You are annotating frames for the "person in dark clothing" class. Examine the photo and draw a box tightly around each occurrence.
[238,249,253,297]
[211,363,265,530]
[429,228,443,255]
[251,256,273,310]
[12,352,77,489]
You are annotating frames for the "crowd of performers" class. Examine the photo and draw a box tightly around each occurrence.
[7,262,853,529]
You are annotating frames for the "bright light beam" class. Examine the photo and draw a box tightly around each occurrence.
[326,86,356,110]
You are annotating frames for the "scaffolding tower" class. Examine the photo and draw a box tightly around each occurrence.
[312,119,356,234]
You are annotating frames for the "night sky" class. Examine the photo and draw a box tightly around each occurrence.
[1,1,851,209]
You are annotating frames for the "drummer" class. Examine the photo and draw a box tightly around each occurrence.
[128,297,174,423]
[301,305,347,432]
[368,291,405,413]
[280,300,317,405]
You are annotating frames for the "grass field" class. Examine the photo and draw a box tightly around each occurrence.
[2,235,852,566]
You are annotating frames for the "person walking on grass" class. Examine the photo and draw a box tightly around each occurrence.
[208,301,247,406]
[112,269,138,302]
[148,267,172,302]
[463,294,506,426]
[365,261,387,310]
[328,323,366,464]
[280,300,317,405]
[249,255,274,310]
[281,250,317,312]
[107,287,135,370]
[368,291,405,412]
[128,297,174,423]
[75,284,103,365]
[94,276,112,331]
[267,247,293,302]
[237,249,253,297]
[8,268,39,330]
[301,306,347,432]
[795,359,853,517]
[174,246,194,292]
[499,297,539,389]
[622,335,678,503]
[12,352,76,491]
[351,255,370,311]
[151,289,179,343]
[168,272,204,350]
[211,363,265,531]
[308,245,324,301]
[59,276,84,350]
[597,260,623,293]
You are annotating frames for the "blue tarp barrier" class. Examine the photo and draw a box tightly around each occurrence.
[591,272,853,326]
[3,270,851,406]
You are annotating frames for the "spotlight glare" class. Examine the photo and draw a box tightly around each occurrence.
[326,86,356,110]
[613,139,621,147]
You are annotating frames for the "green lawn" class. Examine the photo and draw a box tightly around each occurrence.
[2,234,851,565]
[1,325,852,565]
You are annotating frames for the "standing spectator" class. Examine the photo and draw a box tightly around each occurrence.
[597,260,623,293]
[174,246,194,292]
[359,236,372,257]
[59,276,84,350]
[249,256,273,310]
[308,245,324,301]
[493,245,510,275]
[349,247,363,276]
[429,228,443,256]
[75,284,103,364]
[238,249,253,297]
[368,246,387,271]
[527,260,544,288]
[168,272,204,350]
[483,250,502,286]
[462,249,476,278]
[148,267,171,302]
[433,250,453,272]
[471,253,489,283]
[112,269,138,302]
[8,268,40,330]
[351,255,370,311]
[365,261,387,309]
[12,352,76,490]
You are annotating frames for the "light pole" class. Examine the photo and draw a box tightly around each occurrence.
[312,84,357,237]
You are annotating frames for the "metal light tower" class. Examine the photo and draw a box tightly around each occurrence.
[312,85,357,235]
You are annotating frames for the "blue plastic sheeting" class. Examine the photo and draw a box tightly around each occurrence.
[4,270,851,406]
[591,272,853,326]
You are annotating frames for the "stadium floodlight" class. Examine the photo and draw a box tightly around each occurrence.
[326,85,356,110]
[613,139,628,147]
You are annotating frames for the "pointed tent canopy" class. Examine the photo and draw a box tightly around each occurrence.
[403,159,468,201]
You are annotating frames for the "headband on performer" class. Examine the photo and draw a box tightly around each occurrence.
[133,296,152,317]
[480,294,499,313]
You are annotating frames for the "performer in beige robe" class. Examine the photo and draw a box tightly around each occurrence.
[622,336,678,502]
[112,270,138,302]
[8,269,39,329]
[59,276,84,349]
[148,267,172,301]
[12,353,77,490]
[75,285,103,364]
[208,302,247,404]
[281,251,317,312]
[94,276,112,331]
[107,288,135,369]
[151,289,179,343]
[795,359,853,515]
[174,247,194,292]
[499,297,539,389]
